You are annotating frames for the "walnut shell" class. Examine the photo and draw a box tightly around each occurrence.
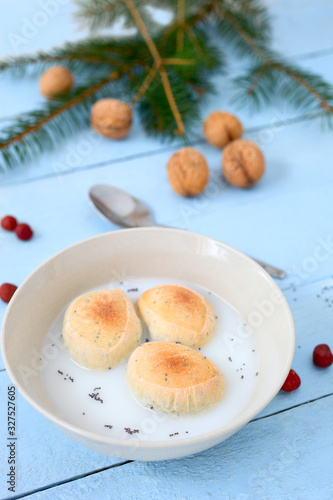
[222,139,265,188]
[91,98,132,139]
[203,111,243,149]
[39,66,74,99]
[167,147,209,197]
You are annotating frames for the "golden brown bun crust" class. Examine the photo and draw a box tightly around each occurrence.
[137,284,216,348]
[62,289,142,370]
[127,342,225,414]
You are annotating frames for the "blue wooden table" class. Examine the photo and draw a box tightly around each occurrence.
[1,1,333,498]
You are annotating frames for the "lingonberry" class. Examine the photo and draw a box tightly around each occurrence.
[313,344,333,368]
[15,223,33,241]
[0,283,18,303]
[281,369,301,392]
[1,215,17,231]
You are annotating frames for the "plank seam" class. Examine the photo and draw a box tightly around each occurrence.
[286,45,333,61]
[0,111,323,188]
[0,460,133,500]
[250,391,333,423]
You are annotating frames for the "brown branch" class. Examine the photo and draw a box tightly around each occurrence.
[159,66,184,134]
[131,58,196,108]
[161,1,215,46]
[163,58,196,65]
[188,81,206,95]
[215,4,269,62]
[123,0,185,135]
[183,25,205,59]
[0,74,118,151]
[39,54,121,65]
[131,64,158,104]
[0,49,142,72]
[123,0,161,64]
[247,64,268,95]
[272,64,333,112]
[78,0,124,24]
[176,0,185,52]
[216,4,333,113]
[186,1,216,26]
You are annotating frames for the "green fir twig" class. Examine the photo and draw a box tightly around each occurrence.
[0,0,332,171]
[0,73,122,171]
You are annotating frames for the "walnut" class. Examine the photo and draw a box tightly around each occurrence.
[167,147,209,197]
[203,111,243,149]
[39,66,74,99]
[90,98,132,139]
[222,139,265,188]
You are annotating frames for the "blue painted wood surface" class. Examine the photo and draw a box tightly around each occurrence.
[24,396,333,500]
[1,1,333,499]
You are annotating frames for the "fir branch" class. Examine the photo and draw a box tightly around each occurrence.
[74,0,163,34]
[0,38,146,77]
[136,68,202,138]
[131,63,158,103]
[163,58,196,65]
[159,65,184,134]
[1,0,333,171]
[0,53,112,71]
[215,3,271,59]
[272,63,333,113]
[246,64,269,96]
[0,73,121,171]
[218,0,271,42]
[123,0,185,134]
[74,0,132,32]
[160,1,215,48]
[216,3,333,115]
[123,0,162,62]
[176,0,185,52]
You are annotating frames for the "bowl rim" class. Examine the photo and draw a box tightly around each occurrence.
[1,227,295,451]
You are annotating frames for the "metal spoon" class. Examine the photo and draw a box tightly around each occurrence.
[89,184,286,279]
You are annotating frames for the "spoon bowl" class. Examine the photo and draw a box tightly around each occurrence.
[89,184,156,228]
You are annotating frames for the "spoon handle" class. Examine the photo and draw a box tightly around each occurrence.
[249,257,286,279]
[151,222,285,279]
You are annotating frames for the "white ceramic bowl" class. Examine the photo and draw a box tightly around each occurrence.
[1,228,295,461]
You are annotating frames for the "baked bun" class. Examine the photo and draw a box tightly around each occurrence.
[127,342,224,414]
[62,289,142,370]
[137,284,216,348]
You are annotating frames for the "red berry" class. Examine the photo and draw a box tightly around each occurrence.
[15,223,33,241]
[1,215,17,231]
[281,369,301,392]
[0,283,18,303]
[313,344,333,368]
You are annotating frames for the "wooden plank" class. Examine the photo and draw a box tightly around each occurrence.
[0,1,84,59]
[269,0,333,57]
[9,394,332,500]
[257,276,333,417]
